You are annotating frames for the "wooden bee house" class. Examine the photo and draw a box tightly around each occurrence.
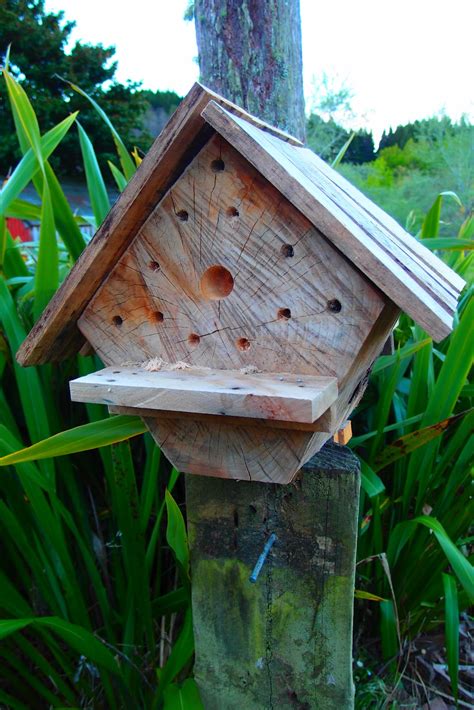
[17,84,464,484]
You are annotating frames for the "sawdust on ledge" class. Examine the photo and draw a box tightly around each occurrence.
[142,357,196,372]
[123,358,262,375]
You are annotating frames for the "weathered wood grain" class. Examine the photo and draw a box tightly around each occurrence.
[17,84,462,367]
[303,147,464,296]
[333,420,352,445]
[187,443,360,708]
[16,84,301,367]
[107,405,334,432]
[146,416,323,484]
[79,135,386,378]
[74,134,389,482]
[201,101,464,341]
[70,366,337,424]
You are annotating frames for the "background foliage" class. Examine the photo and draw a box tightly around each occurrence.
[0,0,180,177]
[0,43,472,709]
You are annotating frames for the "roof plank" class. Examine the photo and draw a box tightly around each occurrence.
[17,84,302,367]
[202,101,464,341]
[300,148,465,296]
[16,85,464,365]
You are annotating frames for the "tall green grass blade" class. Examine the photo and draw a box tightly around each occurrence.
[0,215,6,268]
[0,114,77,216]
[0,617,121,675]
[2,69,43,167]
[380,600,398,664]
[45,164,87,260]
[388,517,474,601]
[153,608,194,709]
[33,178,58,320]
[368,358,402,461]
[77,122,111,228]
[442,573,459,700]
[65,80,136,180]
[0,645,62,708]
[140,437,161,530]
[371,338,431,375]
[421,192,462,238]
[0,619,31,638]
[405,296,474,513]
[331,132,355,168]
[0,280,54,478]
[373,409,471,472]
[109,441,154,651]
[3,231,29,279]
[3,198,41,221]
[360,459,385,498]
[108,160,128,191]
[423,237,474,251]
[165,489,190,582]
[0,415,146,466]
[164,678,204,709]
[146,467,180,575]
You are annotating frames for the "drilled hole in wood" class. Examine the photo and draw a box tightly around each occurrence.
[152,311,164,323]
[226,206,239,217]
[188,333,200,346]
[177,210,188,222]
[200,264,234,300]
[281,244,294,257]
[277,307,291,320]
[211,158,225,172]
[327,299,342,313]
[149,260,160,272]
[236,337,251,351]
[112,315,123,327]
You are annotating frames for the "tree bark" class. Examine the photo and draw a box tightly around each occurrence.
[194,0,306,142]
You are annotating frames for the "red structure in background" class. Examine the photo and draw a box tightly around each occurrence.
[6,218,32,243]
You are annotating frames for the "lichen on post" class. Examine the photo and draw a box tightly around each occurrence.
[194,0,306,142]
[186,444,360,709]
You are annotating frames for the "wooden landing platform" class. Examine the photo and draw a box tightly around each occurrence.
[70,366,338,424]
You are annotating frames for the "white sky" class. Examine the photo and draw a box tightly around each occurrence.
[43,0,473,141]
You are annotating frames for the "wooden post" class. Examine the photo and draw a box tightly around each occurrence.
[186,442,360,709]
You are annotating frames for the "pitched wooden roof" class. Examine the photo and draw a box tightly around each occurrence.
[17,85,464,365]
[202,102,464,342]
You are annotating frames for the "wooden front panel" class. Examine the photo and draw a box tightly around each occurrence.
[78,134,387,483]
[79,134,385,382]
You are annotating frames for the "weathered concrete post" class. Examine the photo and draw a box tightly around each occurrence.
[187,443,360,709]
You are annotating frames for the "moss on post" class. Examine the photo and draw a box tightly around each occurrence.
[186,443,360,709]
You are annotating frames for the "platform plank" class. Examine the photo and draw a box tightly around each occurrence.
[70,366,337,424]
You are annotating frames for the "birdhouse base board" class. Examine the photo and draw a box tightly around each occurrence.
[107,405,333,433]
[70,366,338,424]
[145,415,333,484]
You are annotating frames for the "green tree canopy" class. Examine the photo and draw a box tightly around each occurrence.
[0,0,151,176]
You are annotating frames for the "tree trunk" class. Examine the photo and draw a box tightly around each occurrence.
[190,6,358,708]
[194,0,306,142]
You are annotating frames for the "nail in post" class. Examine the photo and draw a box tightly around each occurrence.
[249,533,277,583]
